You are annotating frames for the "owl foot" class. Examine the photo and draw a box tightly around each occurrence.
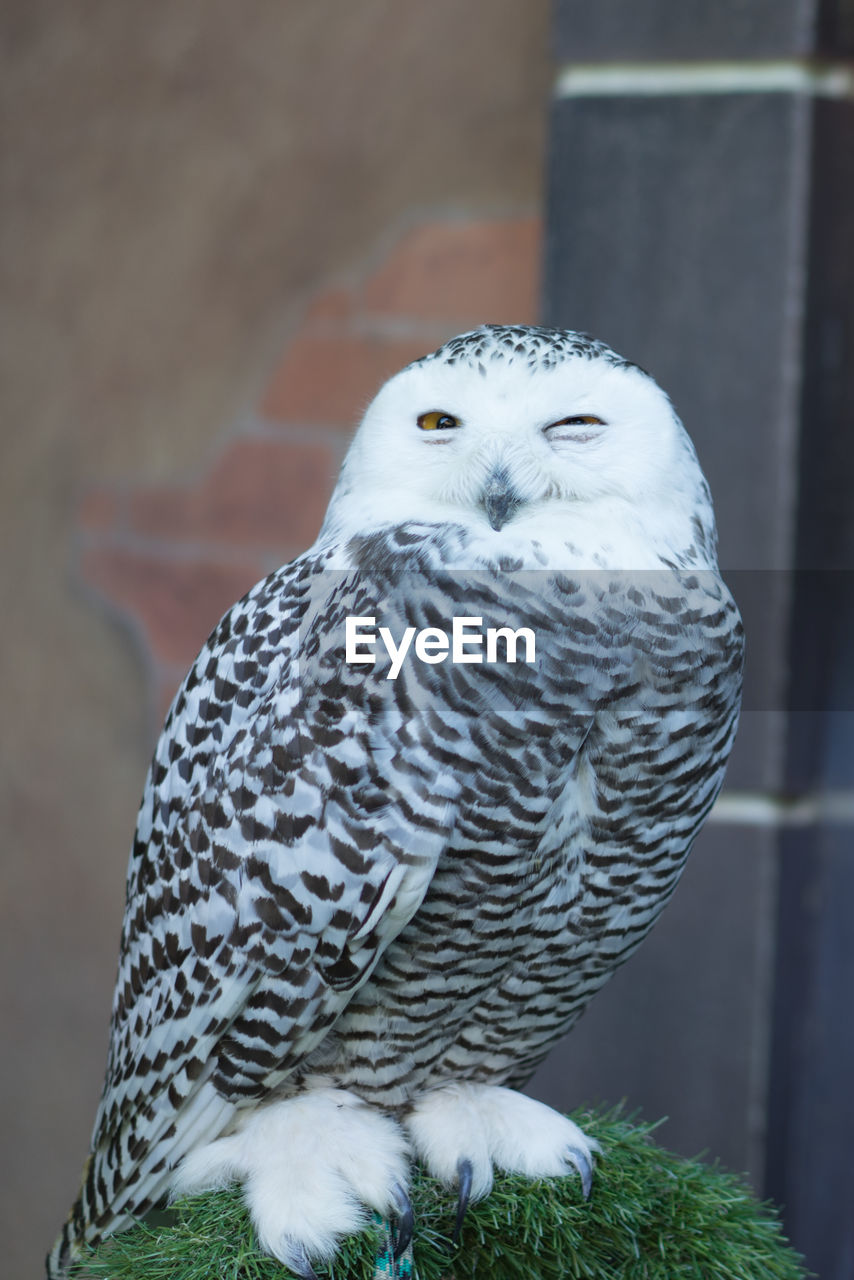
[405,1082,599,1234]
[170,1086,409,1273]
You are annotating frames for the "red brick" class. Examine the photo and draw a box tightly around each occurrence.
[261,335,432,427]
[82,547,264,667]
[302,287,357,331]
[129,437,337,552]
[361,217,542,325]
[78,489,121,532]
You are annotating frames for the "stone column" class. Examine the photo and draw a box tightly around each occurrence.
[533,5,854,1274]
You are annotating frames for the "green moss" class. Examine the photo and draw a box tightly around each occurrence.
[82,1106,809,1280]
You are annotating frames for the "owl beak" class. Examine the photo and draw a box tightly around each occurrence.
[481,466,523,531]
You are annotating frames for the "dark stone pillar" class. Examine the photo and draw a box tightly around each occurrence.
[536,5,854,1274]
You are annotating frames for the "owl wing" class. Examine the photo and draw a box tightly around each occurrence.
[70,555,453,1246]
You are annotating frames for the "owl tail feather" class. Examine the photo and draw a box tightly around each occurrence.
[45,1156,95,1279]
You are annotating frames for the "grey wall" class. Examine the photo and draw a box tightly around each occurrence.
[535,4,854,1275]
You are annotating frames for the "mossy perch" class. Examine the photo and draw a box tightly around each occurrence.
[82,1107,808,1280]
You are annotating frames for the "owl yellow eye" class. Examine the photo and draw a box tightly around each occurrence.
[417,411,461,432]
[551,415,605,428]
[545,414,606,443]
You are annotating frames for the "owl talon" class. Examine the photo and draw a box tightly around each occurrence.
[453,1158,473,1243]
[566,1144,594,1199]
[390,1182,414,1256]
[288,1245,320,1280]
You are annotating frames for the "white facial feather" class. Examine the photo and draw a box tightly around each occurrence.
[322,325,715,568]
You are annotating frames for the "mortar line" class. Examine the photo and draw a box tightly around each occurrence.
[709,790,854,826]
[554,61,854,100]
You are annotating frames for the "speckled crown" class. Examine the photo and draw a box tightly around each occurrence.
[415,323,644,375]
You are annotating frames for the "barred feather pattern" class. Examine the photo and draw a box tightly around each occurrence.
[49,326,743,1276]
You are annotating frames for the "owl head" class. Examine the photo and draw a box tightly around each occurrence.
[323,325,717,568]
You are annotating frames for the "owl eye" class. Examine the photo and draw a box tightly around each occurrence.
[417,411,461,432]
[545,414,606,443]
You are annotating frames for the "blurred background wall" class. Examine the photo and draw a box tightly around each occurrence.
[0,5,551,1275]
[2,3,851,1278]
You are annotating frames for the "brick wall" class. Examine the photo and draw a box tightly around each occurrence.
[78,214,540,721]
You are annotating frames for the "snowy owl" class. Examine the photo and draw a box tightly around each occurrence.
[49,324,743,1277]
